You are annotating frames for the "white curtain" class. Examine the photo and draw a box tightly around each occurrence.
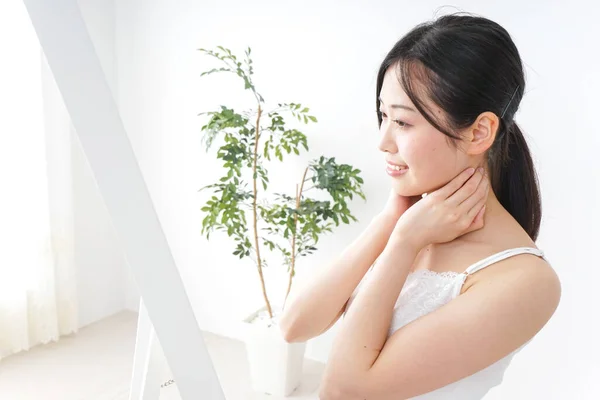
[0,1,78,361]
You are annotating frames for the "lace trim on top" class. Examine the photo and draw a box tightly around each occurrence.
[408,269,463,279]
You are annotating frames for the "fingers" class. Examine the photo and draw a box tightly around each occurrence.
[435,167,477,199]
[459,172,489,212]
[462,186,488,231]
[446,167,486,206]
[465,203,486,233]
[466,192,487,221]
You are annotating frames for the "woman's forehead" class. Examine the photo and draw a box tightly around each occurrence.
[380,68,411,105]
[380,66,449,128]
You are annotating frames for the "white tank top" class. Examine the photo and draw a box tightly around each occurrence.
[346,247,546,399]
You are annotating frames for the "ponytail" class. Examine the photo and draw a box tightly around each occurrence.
[489,122,542,240]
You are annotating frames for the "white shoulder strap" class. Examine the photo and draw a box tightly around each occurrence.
[464,247,545,276]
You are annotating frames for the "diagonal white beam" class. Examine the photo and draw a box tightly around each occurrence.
[21,1,225,399]
[131,300,163,400]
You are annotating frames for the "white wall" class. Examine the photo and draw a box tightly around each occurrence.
[70,0,136,328]
[113,1,599,399]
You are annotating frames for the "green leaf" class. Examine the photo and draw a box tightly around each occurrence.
[197,47,368,270]
[200,67,232,77]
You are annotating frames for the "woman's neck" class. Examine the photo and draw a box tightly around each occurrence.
[431,189,532,250]
[412,190,536,274]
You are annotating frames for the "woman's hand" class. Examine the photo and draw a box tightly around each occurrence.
[391,167,489,250]
[380,189,422,221]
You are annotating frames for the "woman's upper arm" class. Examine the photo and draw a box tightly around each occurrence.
[317,268,370,336]
[324,258,561,400]
[317,300,348,336]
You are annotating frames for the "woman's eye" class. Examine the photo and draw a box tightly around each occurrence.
[378,110,410,129]
[394,119,409,128]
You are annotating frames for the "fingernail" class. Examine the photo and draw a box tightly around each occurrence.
[478,167,485,174]
[467,168,475,175]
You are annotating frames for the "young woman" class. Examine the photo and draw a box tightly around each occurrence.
[279,13,561,400]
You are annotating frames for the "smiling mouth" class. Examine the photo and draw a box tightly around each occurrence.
[386,163,408,171]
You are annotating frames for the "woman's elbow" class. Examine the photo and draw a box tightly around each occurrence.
[319,372,373,400]
[319,381,354,400]
[279,324,301,343]
[278,312,305,343]
[319,385,342,400]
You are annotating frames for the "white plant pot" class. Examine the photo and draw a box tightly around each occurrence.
[243,306,307,396]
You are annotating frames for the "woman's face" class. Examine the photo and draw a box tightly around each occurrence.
[378,66,471,197]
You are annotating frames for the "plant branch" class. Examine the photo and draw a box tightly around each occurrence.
[283,166,309,308]
[252,105,273,319]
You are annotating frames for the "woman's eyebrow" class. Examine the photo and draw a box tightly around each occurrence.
[378,97,416,112]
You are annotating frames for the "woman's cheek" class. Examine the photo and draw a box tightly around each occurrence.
[409,145,448,193]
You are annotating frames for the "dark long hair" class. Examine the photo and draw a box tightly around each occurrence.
[377,13,541,240]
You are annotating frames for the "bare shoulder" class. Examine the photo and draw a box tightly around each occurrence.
[464,251,562,320]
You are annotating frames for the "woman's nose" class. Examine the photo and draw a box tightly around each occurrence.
[378,122,397,154]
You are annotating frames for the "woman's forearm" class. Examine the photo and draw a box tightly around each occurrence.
[279,213,398,342]
[322,237,418,384]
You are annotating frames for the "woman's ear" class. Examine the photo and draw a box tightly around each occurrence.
[463,112,499,155]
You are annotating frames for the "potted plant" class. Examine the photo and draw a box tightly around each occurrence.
[197,46,365,396]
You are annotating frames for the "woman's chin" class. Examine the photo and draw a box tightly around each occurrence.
[390,180,424,198]
[390,172,445,198]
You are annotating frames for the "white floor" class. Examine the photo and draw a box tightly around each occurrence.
[0,311,325,400]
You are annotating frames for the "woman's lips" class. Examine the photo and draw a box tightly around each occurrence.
[386,162,408,177]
